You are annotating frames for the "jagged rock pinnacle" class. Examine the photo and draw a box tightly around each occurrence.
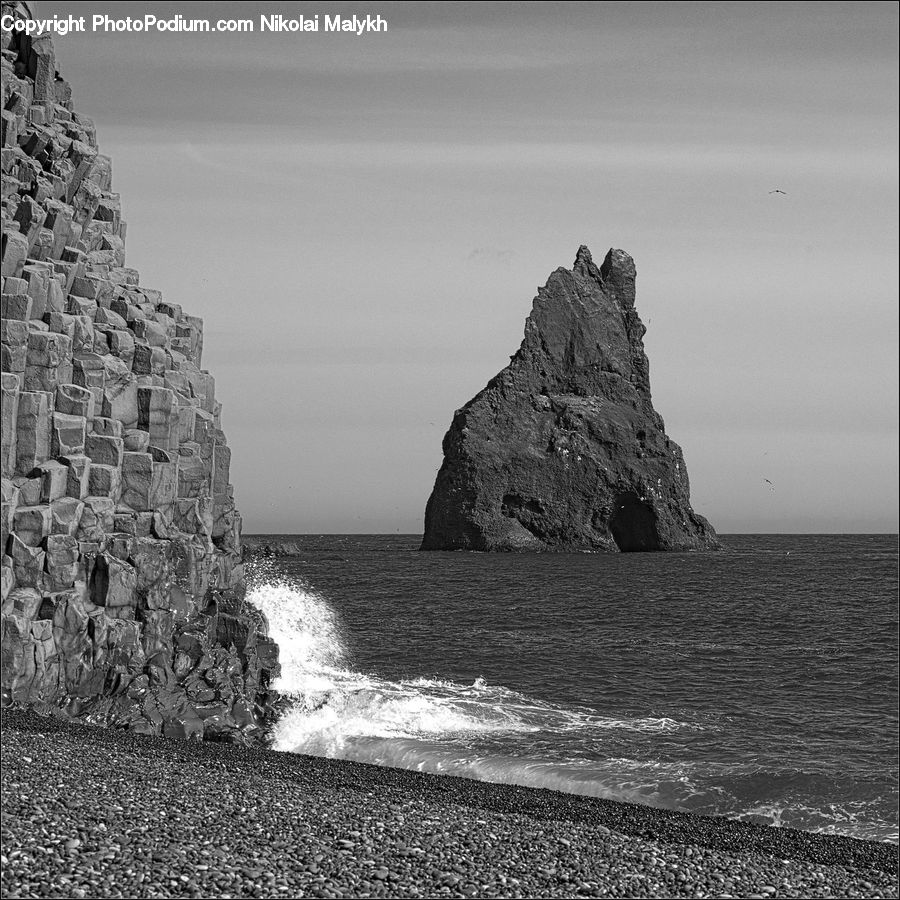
[421,245,720,552]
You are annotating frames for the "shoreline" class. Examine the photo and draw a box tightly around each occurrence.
[2,709,896,899]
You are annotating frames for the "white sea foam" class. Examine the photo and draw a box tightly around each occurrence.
[246,574,697,801]
[246,577,347,695]
[244,574,899,841]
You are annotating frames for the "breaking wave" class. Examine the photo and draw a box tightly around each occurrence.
[246,572,898,842]
[247,574,693,804]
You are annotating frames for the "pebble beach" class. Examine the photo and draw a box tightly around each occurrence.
[1,710,896,899]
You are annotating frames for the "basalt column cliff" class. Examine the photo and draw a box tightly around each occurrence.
[421,246,720,552]
[0,6,280,741]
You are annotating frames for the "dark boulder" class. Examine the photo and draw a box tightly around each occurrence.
[242,541,303,559]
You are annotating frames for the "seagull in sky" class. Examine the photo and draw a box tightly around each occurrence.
[769,189,787,195]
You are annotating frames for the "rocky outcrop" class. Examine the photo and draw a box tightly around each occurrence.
[243,540,303,559]
[0,3,280,742]
[421,246,720,552]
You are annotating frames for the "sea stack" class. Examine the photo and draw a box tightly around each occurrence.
[0,5,279,740]
[421,246,721,552]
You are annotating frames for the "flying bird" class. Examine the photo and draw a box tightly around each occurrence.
[764,478,773,485]
[769,189,787,195]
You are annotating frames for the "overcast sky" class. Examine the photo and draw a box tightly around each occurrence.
[38,1,898,533]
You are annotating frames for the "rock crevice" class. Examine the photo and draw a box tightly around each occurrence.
[0,3,279,741]
[421,246,720,552]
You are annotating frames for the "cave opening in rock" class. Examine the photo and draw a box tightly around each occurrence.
[609,491,661,552]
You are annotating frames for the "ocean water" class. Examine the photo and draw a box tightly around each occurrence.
[245,534,899,843]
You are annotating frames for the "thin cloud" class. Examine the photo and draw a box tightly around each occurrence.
[468,247,515,264]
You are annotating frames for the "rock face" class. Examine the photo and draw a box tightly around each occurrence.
[0,3,280,742]
[421,246,720,553]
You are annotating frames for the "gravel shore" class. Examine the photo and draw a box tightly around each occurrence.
[2,709,896,899]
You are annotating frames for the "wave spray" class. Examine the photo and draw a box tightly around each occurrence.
[246,570,691,806]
